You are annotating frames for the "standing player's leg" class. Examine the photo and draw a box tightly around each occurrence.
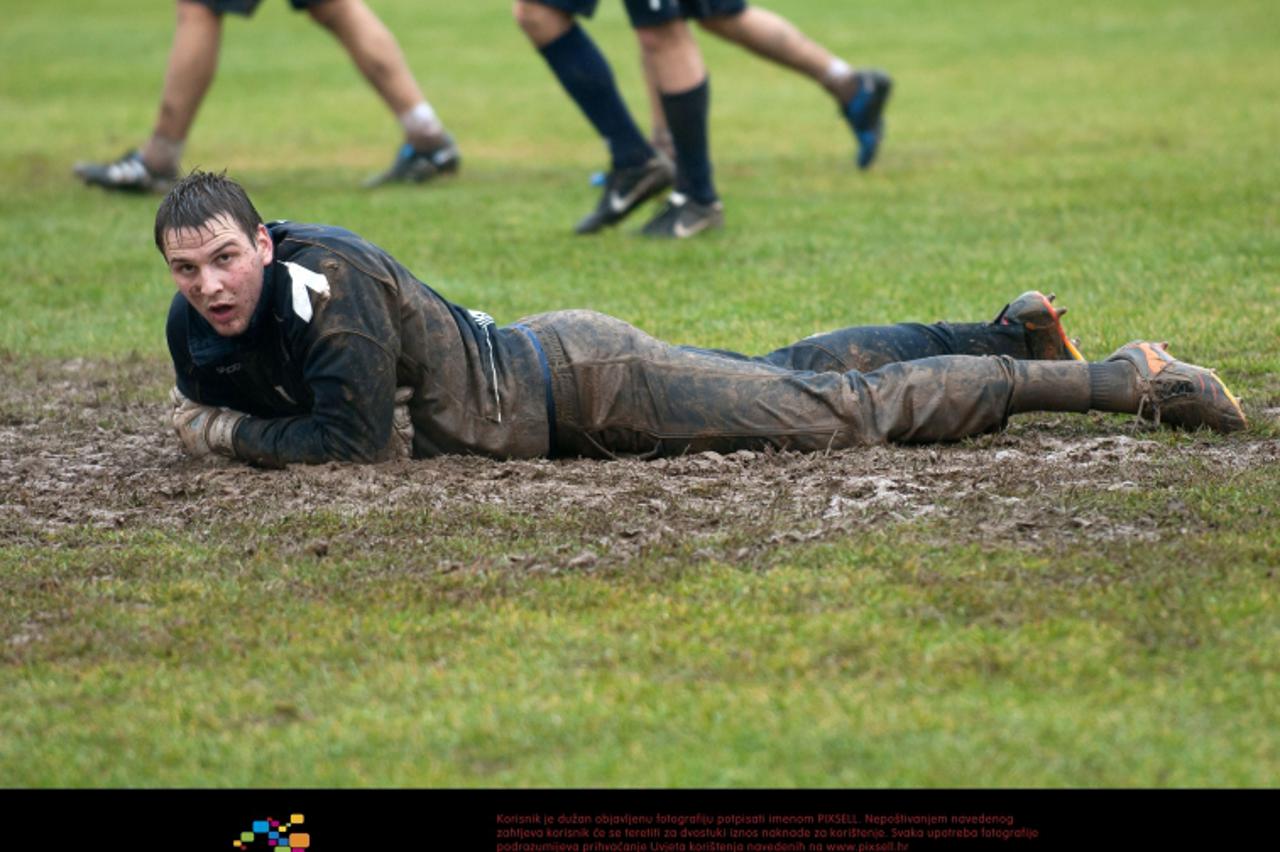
[629,5,723,239]
[697,4,892,169]
[307,0,462,186]
[639,51,676,162]
[75,0,224,192]
[514,0,674,234]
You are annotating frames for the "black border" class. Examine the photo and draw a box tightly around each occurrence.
[2,788,1274,850]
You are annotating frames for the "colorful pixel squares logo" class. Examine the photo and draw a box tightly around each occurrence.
[232,814,310,851]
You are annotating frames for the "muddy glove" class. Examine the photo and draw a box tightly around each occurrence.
[169,387,246,458]
[392,386,414,459]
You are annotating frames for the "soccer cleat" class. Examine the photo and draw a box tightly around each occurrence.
[639,192,724,239]
[575,155,675,235]
[364,135,460,187]
[1106,341,1247,433]
[993,290,1085,361]
[73,149,177,193]
[842,69,893,170]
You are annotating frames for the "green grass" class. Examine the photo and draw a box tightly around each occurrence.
[2,0,1279,786]
[3,500,1277,786]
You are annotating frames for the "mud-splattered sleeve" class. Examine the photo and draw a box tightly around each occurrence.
[231,254,402,466]
[231,333,398,465]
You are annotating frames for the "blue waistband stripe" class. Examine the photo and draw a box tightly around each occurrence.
[513,324,558,457]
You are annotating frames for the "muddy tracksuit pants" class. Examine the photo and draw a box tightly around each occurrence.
[513,310,1086,458]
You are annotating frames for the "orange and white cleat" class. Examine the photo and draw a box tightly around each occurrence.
[994,290,1085,361]
[1106,341,1247,433]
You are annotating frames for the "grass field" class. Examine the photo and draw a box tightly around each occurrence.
[1,0,1278,787]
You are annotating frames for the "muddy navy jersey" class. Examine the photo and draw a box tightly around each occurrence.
[167,222,551,466]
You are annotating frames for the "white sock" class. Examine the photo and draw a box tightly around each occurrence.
[823,58,854,88]
[399,102,444,149]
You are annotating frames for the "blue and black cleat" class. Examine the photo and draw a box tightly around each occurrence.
[842,70,893,170]
[365,135,461,188]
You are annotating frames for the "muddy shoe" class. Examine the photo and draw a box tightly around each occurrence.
[576,154,675,235]
[365,136,460,187]
[993,290,1084,361]
[842,69,892,170]
[74,149,177,193]
[640,192,724,239]
[1107,341,1247,433]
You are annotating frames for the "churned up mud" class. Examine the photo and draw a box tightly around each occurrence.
[2,357,1276,563]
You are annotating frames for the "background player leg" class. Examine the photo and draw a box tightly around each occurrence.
[698,6,892,169]
[515,1,672,233]
[640,50,675,160]
[310,0,462,185]
[634,21,723,238]
[74,0,222,192]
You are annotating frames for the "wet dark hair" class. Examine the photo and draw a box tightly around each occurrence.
[153,170,264,256]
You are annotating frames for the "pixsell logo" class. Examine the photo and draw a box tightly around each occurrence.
[232,814,311,850]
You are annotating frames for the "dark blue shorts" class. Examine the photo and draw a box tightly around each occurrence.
[624,0,748,29]
[188,0,332,16]
[521,0,748,27]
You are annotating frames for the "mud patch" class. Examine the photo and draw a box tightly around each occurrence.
[2,357,1276,565]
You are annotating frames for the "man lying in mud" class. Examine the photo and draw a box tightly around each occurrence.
[160,171,1246,467]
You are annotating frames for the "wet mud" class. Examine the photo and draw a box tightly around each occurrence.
[2,358,1276,564]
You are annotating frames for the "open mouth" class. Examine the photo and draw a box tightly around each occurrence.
[208,303,236,323]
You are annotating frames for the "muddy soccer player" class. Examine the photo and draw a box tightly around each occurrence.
[158,172,1246,466]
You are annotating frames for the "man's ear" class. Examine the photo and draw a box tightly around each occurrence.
[256,223,274,266]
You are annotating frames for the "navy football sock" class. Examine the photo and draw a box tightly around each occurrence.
[538,25,652,170]
[661,78,717,205]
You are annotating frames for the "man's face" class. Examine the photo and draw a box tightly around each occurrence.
[163,215,274,337]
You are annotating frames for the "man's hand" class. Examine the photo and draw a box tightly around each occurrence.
[392,386,414,459]
[169,387,246,458]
